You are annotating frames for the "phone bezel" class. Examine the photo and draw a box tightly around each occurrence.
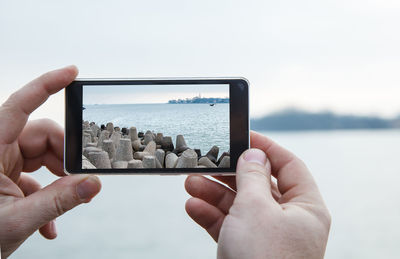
[65,78,249,175]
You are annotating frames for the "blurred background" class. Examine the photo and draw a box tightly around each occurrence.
[0,0,399,258]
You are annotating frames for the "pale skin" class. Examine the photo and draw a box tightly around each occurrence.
[185,131,331,259]
[0,66,102,258]
[0,66,329,258]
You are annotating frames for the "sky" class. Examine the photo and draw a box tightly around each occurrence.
[0,0,399,125]
[83,84,229,104]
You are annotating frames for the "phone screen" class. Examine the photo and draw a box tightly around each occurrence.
[81,84,231,170]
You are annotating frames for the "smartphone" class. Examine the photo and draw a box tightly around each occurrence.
[65,78,249,175]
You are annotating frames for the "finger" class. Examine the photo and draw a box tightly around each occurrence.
[185,197,225,242]
[271,180,282,202]
[185,176,235,214]
[250,131,320,204]
[17,173,42,196]
[19,119,65,176]
[235,148,275,203]
[13,175,101,236]
[17,174,57,239]
[0,65,78,144]
[212,176,237,191]
[39,220,57,240]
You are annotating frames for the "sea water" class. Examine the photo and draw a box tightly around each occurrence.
[83,103,230,155]
[12,130,400,259]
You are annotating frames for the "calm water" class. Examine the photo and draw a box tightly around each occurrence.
[12,130,400,259]
[83,103,230,155]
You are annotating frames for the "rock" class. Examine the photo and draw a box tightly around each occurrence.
[155,149,165,167]
[88,151,111,169]
[82,133,91,148]
[86,142,97,148]
[114,127,120,132]
[128,159,144,168]
[176,135,187,149]
[155,133,163,145]
[139,145,146,151]
[176,149,198,168]
[165,153,179,168]
[90,124,100,137]
[161,136,174,151]
[97,130,110,148]
[144,141,156,155]
[206,145,219,164]
[83,121,90,129]
[138,132,144,139]
[173,134,189,154]
[217,152,230,165]
[218,156,230,168]
[106,122,114,134]
[83,147,102,158]
[143,156,156,168]
[110,132,122,149]
[83,129,94,142]
[112,161,128,169]
[132,139,141,151]
[82,156,96,169]
[133,151,150,160]
[102,139,116,161]
[155,158,163,168]
[156,145,162,149]
[196,165,207,169]
[198,157,217,168]
[121,127,128,135]
[194,149,202,158]
[115,139,134,161]
[143,132,154,145]
[129,127,138,141]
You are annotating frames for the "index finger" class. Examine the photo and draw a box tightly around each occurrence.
[250,131,321,204]
[0,66,78,144]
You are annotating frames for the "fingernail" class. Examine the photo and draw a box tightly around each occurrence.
[50,220,57,236]
[243,149,267,166]
[77,176,101,201]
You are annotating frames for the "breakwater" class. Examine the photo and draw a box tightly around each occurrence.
[82,121,230,169]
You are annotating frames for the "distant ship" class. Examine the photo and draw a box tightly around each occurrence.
[209,103,215,106]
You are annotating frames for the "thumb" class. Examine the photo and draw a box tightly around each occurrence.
[236,148,273,201]
[15,175,101,233]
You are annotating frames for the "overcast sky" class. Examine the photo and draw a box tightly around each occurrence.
[83,84,229,104]
[0,0,399,125]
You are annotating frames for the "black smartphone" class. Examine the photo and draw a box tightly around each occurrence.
[65,78,249,175]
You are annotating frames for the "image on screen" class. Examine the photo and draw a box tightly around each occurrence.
[81,84,230,170]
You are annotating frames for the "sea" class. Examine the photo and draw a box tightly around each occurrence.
[83,103,230,156]
[11,128,400,257]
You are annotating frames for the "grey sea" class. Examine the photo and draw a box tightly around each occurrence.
[83,103,230,155]
[12,129,400,259]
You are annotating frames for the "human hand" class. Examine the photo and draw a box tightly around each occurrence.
[185,131,331,259]
[0,66,102,258]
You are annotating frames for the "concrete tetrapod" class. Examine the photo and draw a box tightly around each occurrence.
[102,139,116,161]
[206,145,219,164]
[88,151,111,169]
[198,157,217,168]
[112,161,128,169]
[83,147,102,158]
[155,149,165,167]
[115,139,134,161]
[128,159,144,168]
[143,156,156,168]
[218,156,230,168]
[176,149,198,168]
[165,153,179,168]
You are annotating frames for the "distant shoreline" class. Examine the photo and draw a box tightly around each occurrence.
[251,109,400,131]
[168,97,229,104]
